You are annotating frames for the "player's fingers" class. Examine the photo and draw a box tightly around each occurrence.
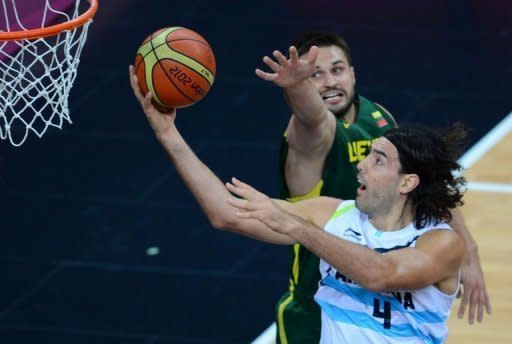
[457,286,469,319]
[307,45,319,64]
[234,210,254,219]
[479,282,492,316]
[468,288,478,324]
[477,290,484,322]
[232,177,261,195]
[142,92,155,112]
[226,182,246,198]
[273,50,288,65]
[289,46,298,63]
[233,177,268,202]
[231,178,254,194]
[232,177,249,187]
[226,194,248,209]
[226,181,258,203]
[262,56,281,72]
[255,68,277,81]
[226,195,258,217]
[485,292,492,315]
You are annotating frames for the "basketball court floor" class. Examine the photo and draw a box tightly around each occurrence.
[1,1,511,343]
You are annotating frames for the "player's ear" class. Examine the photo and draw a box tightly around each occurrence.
[400,174,419,194]
[351,66,356,86]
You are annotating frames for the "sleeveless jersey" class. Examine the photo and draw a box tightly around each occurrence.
[316,201,459,344]
[275,95,396,343]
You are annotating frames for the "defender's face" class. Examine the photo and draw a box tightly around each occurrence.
[355,137,403,215]
[306,46,356,118]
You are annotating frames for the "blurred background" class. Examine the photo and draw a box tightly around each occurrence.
[0,0,511,343]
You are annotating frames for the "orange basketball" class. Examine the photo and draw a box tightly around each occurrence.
[134,27,216,109]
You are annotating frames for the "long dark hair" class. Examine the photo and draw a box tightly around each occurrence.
[384,123,468,228]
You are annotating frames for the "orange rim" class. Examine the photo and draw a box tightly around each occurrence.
[0,0,98,41]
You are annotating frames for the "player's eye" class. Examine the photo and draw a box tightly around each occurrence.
[332,67,343,75]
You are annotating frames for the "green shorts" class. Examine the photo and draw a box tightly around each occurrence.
[275,291,321,344]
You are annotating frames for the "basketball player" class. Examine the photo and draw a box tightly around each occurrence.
[128,71,466,342]
[255,32,490,342]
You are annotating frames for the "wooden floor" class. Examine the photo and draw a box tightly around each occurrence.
[447,116,512,343]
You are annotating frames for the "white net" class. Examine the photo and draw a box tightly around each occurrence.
[0,0,94,146]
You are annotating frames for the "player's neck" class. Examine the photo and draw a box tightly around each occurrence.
[368,201,415,232]
[340,102,357,124]
[344,105,357,124]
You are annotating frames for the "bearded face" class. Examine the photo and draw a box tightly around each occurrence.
[307,46,356,120]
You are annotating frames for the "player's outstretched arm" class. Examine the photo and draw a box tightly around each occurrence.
[228,179,464,292]
[129,66,294,245]
[256,47,336,196]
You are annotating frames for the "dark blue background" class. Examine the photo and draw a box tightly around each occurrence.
[1,1,511,343]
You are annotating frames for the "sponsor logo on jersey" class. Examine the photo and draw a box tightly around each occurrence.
[343,228,362,241]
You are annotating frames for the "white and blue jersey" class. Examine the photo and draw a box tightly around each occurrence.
[315,201,459,344]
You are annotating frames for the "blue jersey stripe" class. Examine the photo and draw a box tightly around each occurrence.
[317,299,443,344]
[320,275,447,324]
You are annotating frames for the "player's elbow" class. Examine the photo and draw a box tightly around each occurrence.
[208,214,240,232]
[207,214,231,231]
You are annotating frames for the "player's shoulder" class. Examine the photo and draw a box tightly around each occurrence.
[415,227,464,253]
[374,102,398,127]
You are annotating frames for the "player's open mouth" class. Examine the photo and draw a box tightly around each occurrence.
[322,91,343,103]
[357,176,367,194]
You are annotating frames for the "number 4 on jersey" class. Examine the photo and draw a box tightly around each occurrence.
[373,298,391,329]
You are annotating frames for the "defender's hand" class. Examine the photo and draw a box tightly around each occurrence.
[255,46,318,89]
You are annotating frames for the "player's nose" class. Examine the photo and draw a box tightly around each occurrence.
[322,73,337,87]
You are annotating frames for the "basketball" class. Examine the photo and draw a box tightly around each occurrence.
[134,27,216,109]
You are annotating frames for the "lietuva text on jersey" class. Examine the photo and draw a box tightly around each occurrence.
[347,138,379,163]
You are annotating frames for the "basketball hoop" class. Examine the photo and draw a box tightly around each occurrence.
[0,0,98,146]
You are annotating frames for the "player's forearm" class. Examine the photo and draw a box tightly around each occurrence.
[158,129,237,230]
[289,217,389,291]
[285,79,329,126]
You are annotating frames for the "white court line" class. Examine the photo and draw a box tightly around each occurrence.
[251,323,276,344]
[467,181,512,193]
[252,111,512,344]
[459,111,512,170]
[462,111,512,193]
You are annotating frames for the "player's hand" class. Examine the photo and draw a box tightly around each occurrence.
[255,45,318,88]
[226,177,295,234]
[457,245,491,324]
[129,65,176,139]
